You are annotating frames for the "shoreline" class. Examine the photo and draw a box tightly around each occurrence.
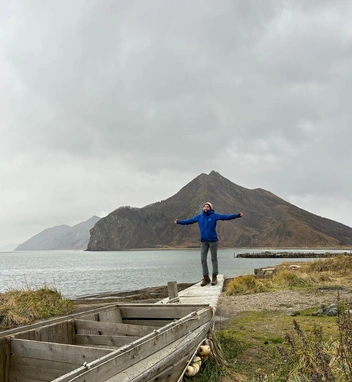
[85,246,352,252]
[72,283,195,312]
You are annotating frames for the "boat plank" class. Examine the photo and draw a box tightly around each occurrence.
[9,361,70,381]
[106,323,210,382]
[14,321,75,345]
[76,334,140,347]
[9,374,42,382]
[119,304,208,320]
[10,355,75,373]
[122,319,167,327]
[74,320,156,336]
[98,308,122,323]
[10,339,112,364]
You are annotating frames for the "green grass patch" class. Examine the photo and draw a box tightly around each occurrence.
[214,310,341,381]
[215,255,352,381]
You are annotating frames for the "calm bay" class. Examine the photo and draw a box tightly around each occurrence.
[0,248,345,299]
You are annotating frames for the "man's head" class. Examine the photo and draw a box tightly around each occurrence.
[203,202,213,211]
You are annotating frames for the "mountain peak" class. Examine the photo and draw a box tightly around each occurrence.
[87,172,352,250]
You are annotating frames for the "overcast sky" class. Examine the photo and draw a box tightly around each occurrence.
[1,0,352,248]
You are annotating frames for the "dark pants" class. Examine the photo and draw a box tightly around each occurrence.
[200,241,218,277]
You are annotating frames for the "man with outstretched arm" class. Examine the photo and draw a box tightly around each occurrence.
[174,202,243,286]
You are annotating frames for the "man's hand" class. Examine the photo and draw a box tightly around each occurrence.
[239,212,243,217]
[174,219,178,224]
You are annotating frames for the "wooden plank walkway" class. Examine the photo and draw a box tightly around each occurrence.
[157,274,224,311]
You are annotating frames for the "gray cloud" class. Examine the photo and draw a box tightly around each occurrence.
[1,0,352,246]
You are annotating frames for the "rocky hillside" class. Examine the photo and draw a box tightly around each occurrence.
[15,216,101,251]
[87,171,352,250]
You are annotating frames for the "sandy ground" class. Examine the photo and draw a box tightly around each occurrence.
[216,287,352,315]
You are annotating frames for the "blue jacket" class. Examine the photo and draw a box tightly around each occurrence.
[177,209,241,242]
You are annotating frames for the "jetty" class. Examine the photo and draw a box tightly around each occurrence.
[236,251,351,258]
[0,276,224,382]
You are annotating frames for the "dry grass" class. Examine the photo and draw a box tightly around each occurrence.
[226,255,352,296]
[273,311,352,382]
[0,287,74,329]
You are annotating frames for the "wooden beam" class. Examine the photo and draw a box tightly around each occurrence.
[74,320,156,337]
[76,334,140,348]
[0,337,10,382]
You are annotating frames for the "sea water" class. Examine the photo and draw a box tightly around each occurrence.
[0,248,346,298]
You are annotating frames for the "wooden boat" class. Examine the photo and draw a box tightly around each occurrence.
[0,302,214,382]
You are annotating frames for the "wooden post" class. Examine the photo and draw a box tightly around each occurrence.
[167,281,179,303]
[0,337,10,382]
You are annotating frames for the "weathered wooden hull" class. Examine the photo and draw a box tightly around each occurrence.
[0,303,213,382]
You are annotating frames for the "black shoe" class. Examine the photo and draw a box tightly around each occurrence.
[201,276,211,286]
[211,274,217,285]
